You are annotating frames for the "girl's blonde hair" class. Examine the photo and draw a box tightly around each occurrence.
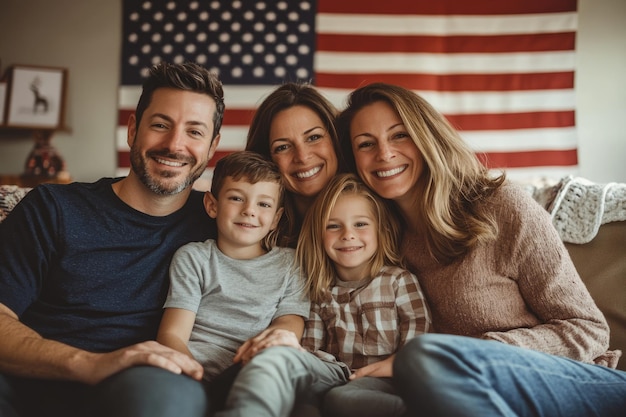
[337,83,505,264]
[296,173,402,304]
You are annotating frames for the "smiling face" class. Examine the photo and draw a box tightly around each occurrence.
[349,101,424,205]
[323,194,378,282]
[205,176,283,259]
[268,105,338,199]
[127,88,220,195]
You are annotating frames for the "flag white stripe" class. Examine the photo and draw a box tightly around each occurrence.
[461,127,577,152]
[319,88,576,114]
[119,87,575,117]
[314,51,576,74]
[317,12,577,36]
[498,166,579,182]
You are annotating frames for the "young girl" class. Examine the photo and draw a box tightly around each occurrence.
[298,173,431,417]
[215,173,430,417]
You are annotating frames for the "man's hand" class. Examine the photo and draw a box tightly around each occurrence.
[80,341,204,385]
[350,355,395,380]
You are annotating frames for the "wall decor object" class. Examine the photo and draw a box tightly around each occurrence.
[0,82,6,125]
[5,65,67,129]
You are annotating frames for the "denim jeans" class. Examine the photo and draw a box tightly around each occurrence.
[0,366,208,417]
[393,334,626,417]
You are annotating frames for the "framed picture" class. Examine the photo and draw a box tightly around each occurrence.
[0,82,6,125]
[5,65,67,129]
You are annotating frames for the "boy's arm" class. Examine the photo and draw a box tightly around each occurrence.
[156,308,197,359]
[233,314,305,364]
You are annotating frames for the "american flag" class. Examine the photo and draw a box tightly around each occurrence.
[118,0,579,184]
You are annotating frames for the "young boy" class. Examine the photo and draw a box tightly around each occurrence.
[157,151,310,412]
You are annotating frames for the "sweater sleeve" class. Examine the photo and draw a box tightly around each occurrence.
[483,185,612,364]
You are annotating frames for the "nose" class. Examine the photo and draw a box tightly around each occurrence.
[376,141,395,162]
[341,228,355,241]
[241,202,256,217]
[293,143,311,163]
[163,128,186,151]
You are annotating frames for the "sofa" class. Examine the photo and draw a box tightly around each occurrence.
[1,177,625,372]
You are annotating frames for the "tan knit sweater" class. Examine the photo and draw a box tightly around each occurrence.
[402,183,621,368]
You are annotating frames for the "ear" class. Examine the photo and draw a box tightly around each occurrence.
[208,133,221,161]
[270,207,284,231]
[127,113,137,147]
[203,191,218,219]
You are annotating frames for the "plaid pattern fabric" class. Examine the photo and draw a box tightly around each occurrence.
[302,265,430,370]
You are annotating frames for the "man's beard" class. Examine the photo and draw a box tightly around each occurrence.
[129,141,207,195]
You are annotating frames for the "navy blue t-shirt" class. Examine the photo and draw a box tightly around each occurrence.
[0,178,216,352]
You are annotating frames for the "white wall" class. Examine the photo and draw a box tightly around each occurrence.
[1,0,625,183]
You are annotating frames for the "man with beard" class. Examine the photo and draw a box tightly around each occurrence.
[0,62,223,417]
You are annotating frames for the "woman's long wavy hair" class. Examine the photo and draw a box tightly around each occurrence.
[296,173,402,304]
[246,82,347,247]
[337,83,506,264]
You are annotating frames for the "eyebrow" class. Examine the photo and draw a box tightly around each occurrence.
[270,125,325,144]
[223,188,278,202]
[352,122,405,140]
[151,113,209,129]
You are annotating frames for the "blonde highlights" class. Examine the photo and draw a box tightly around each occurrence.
[338,83,505,264]
[296,173,402,304]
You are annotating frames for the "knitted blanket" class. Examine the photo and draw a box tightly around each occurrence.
[548,176,626,244]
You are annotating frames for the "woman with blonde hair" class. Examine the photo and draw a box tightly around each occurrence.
[336,82,626,416]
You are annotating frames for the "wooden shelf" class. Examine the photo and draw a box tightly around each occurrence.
[0,173,72,187]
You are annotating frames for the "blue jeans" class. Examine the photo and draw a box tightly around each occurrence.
[393,334,626,417]
[0,366,208,417]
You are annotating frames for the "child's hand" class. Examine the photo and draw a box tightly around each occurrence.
[234,328,302,364]
[350,355,395,380]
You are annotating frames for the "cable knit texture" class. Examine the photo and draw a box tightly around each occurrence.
[548,176,626,244]
[0,185,32,223]
[401,183,621,368]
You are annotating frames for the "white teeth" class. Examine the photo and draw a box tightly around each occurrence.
[156,158,184,167]
[376,166,406,178]
[295,166,321,179]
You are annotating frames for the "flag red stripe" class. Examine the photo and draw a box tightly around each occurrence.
[223,109,256,126]
[119,108,255,127]
[318,0,577,15]
[447,111,575,131]
[315,72,574,92]
[317,33,576,54]
[478,149,578,169]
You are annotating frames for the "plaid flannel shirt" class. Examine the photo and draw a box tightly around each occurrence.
[301,265,431,370]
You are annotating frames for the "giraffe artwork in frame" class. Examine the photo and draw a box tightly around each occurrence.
[5,65,67,129]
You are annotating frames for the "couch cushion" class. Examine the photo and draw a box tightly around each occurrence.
[566,221,626,371]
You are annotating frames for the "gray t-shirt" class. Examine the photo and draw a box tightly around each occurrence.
[165,239,310,380]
